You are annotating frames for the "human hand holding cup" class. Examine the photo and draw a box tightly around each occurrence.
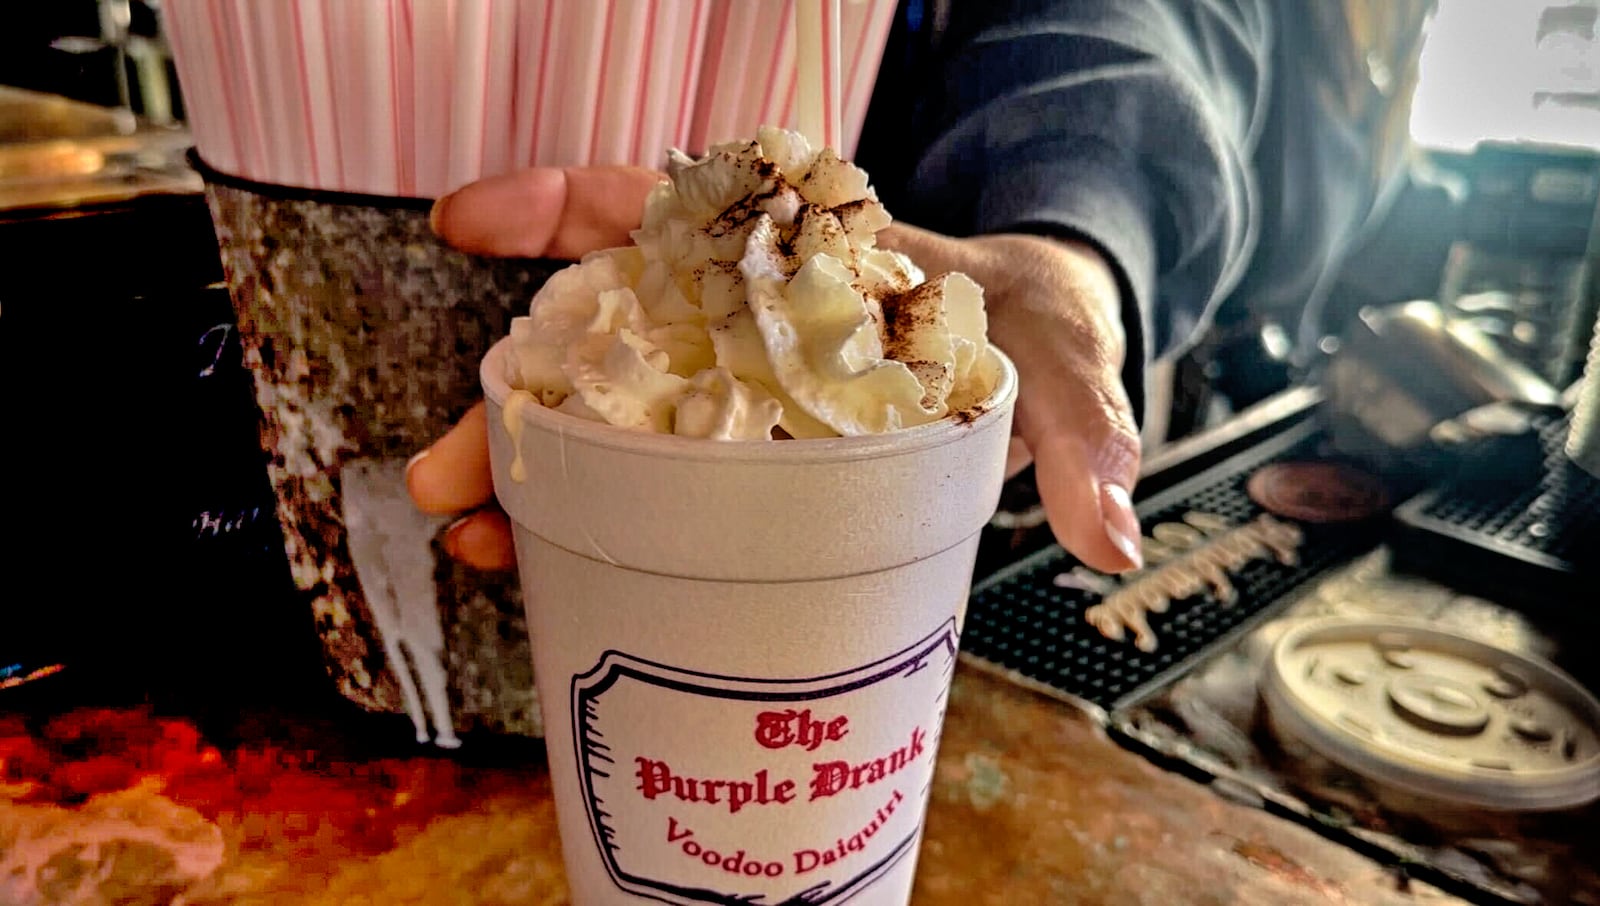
[426,161,1018,903]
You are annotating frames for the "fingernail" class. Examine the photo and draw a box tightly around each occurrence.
[428,193,453,235]
[404,448,431,483]
[443,515,471,558]
[1099,482,1144,570]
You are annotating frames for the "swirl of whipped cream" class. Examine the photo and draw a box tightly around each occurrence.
[504,125,994,438]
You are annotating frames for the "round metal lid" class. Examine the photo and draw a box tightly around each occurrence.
[1261,617,1600,811]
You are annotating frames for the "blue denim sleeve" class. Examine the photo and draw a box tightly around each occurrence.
[879,0,1273,370]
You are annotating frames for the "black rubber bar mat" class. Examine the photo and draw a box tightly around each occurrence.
[963,419,1386,713]
[1394,412,1599,619]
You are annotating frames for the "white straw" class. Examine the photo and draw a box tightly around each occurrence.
[686,0,727,153]
[319,0,350,190]
[840,0,894,157]
[794,0,824,150]
[449,0,491,193]
[293,0,342,188]
[218,0,269,179]
[593,0,651,166]
[764,3,798,137]
[531,0,569,166]
[323,1,362,189]
[553,0,609,165]
[822,0,841,150]
[411,0,452,197]
[666,0,711,153]
[164,3,233,173]
[634,0,687,163]
[391,0,417,195]
[249,0,306,186]
[481,0,518,178]
[511,0,547,168]
[359,1,400,195]
[690,0,764,152]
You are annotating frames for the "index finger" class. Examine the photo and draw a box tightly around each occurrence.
[429,166,665,259]
[407,402,495,515]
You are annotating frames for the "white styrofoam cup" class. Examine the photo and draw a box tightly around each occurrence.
[483,337,1017,905]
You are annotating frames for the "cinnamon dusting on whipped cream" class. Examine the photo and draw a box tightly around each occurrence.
[502,126,996,440]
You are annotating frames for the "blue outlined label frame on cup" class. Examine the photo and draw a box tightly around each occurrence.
[571,620,959,905]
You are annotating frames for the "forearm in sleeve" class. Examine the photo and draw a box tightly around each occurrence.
[896,0,1272,371]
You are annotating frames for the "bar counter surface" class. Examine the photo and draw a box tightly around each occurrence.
[1,663,1461,905]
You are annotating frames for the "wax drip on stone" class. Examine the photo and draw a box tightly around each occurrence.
[340,458,461,748]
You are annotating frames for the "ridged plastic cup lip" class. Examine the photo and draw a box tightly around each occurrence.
[1262,617,1600,812]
